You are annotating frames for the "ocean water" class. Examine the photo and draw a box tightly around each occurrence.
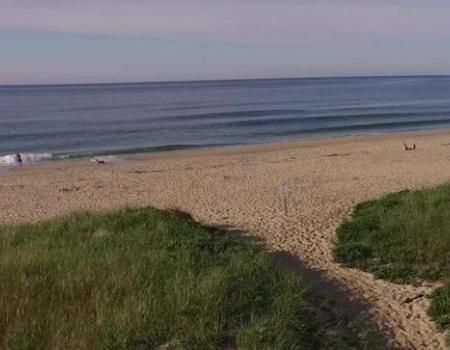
[2,76,450,166]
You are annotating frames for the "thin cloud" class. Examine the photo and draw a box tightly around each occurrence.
[2,1,450,48]
[2,1,450,84]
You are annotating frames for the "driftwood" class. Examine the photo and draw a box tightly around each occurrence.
[401,293,424,305]
[59,186,80,193]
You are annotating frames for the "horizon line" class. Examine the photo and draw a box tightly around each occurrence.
[2,73,450,88]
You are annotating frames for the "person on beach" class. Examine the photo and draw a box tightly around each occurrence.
[15,152,23,166]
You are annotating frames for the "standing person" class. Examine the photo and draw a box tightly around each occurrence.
[15,152,23,167]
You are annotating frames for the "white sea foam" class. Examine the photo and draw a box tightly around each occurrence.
[0,153,53,167]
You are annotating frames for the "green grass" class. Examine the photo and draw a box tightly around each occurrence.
[0,207,381,350]
[334,183,450,337]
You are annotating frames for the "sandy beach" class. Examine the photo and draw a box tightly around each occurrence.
[3,129,450,349]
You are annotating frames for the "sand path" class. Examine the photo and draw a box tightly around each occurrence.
[2,130,450,349]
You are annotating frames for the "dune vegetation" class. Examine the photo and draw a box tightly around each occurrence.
[335,183,450,337]
[0,207,381,350]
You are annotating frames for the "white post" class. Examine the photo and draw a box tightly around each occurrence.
[279,184,289,216]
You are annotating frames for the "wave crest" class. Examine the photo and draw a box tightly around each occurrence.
[0,153,53,166]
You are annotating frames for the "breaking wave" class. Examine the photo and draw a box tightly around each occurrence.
[0,153,53,167]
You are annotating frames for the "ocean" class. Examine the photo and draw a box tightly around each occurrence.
[2,76,450,166]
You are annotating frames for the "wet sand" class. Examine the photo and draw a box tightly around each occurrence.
[2,130,450,349]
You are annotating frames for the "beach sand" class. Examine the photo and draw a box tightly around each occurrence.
[3,130,450,349]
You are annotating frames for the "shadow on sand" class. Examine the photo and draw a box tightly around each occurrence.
[214,222,399,350]
[167,208,398,349]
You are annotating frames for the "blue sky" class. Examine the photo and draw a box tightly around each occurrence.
[2,0,450,84]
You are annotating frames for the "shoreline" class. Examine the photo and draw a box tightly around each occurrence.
[3,127,450,172]
[3,127,450,348]
[129,127,450,159]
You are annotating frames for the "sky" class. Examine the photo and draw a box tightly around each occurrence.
[1,0,450,85]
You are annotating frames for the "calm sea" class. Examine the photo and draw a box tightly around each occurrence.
[2,76,450,165]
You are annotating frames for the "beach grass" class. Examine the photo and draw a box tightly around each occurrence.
[334,183,450,336]
[0,207,380,350]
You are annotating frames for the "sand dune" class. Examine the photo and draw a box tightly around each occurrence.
[3,130,450,349]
